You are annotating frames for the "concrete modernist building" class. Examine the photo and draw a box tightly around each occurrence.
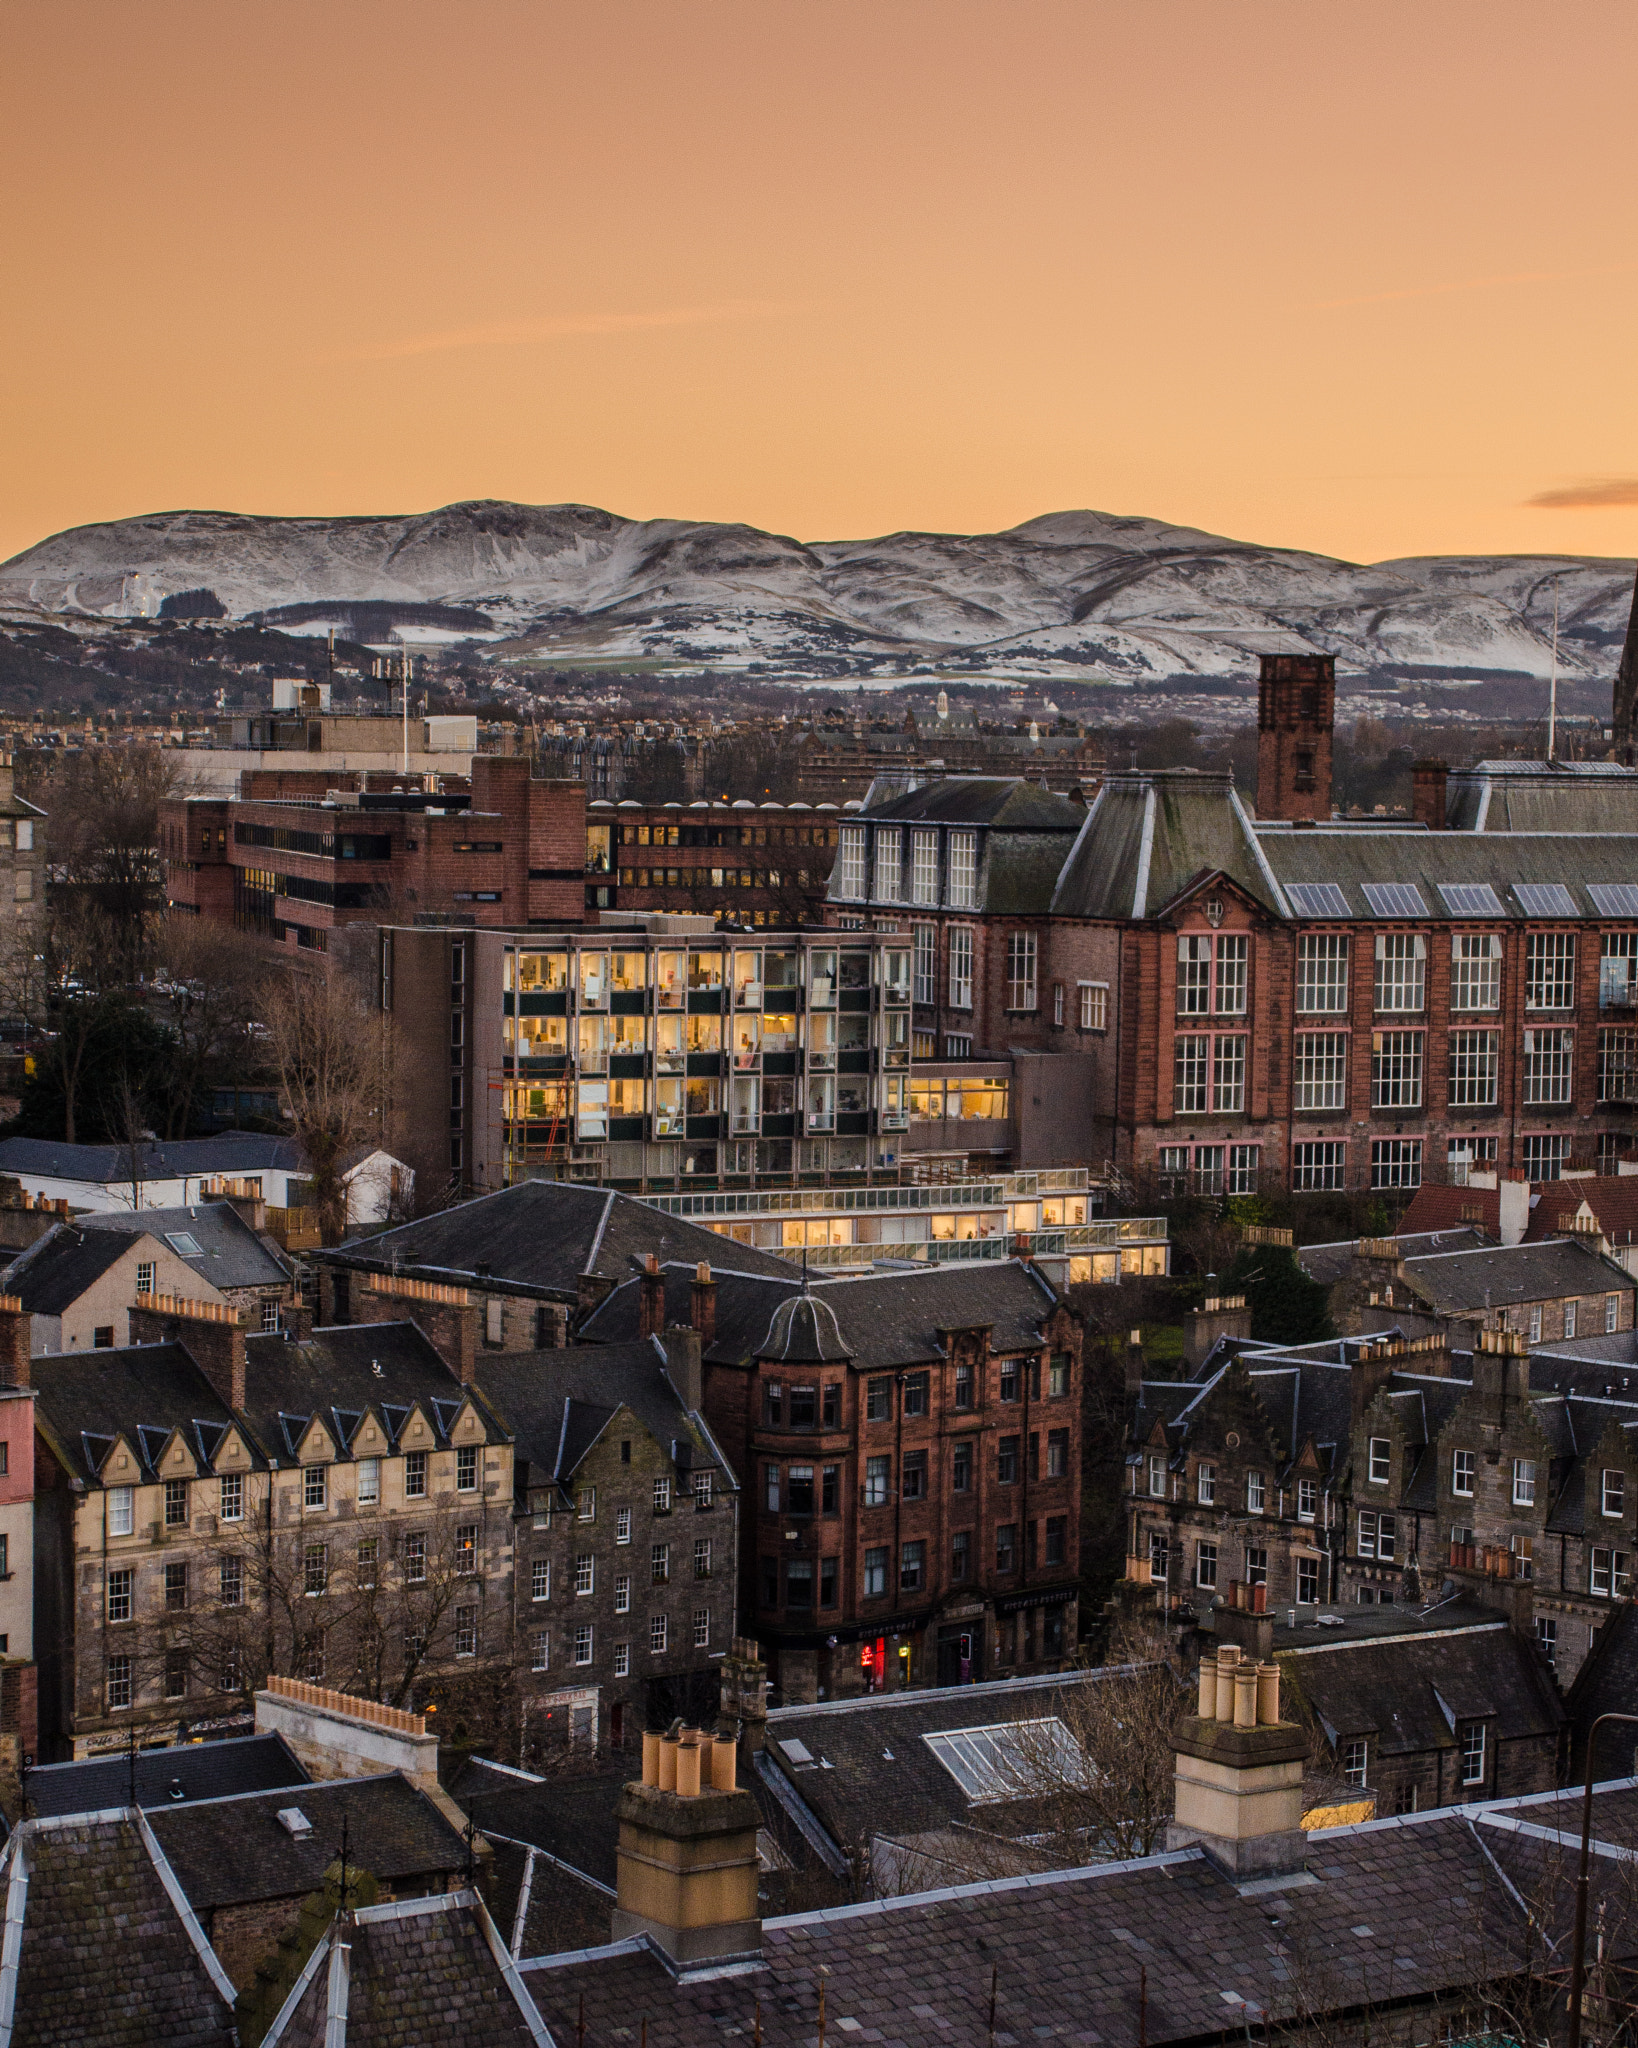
[594,794,841,926]
[830,657,1638,1193]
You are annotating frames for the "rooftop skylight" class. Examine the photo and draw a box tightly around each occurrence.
[923,1717,1088,1801]
[1514,882,1578,918]
[1286,882,1351,918]
[1360,882,1428,919]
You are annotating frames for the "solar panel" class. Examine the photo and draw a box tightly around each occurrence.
[1285,882,1351,918]
[1437,882,1504,918]
[1361,882,1428,918]
[1589,883,1638,919]
[1514,882,1578,918]
[923,1718,1088,1801]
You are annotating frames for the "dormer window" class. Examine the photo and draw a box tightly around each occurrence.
[1196,1461,1215,1505]
[1148,1455,1165,1498]
[1368,1437,1390,1485]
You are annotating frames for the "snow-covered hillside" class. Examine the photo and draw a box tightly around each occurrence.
[0,501,1630,688]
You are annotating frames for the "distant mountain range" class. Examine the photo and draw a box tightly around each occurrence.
[1,500,1632,693]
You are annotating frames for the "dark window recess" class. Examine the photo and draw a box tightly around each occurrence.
[998,1436,1020,1485]
[1029,1434,1040,1482]
[999,1362,1019,1402]
[866,1378,892,1422]
[762,1382,783,1427]
[822,1382,841,1428]
[951,1529,971,1580]
[787,1465,815,1516]
[454,841,503,853]
[821,1465,839,1514]
[953,1442,971,1492]
[820,1556,838,1607]
[1046,1515,1067,1567]
[903,1372,929,1418]
[789,1385,817,1429]
[954,1361,973,1409]
[996,1524,1017,1573]
[786,1559,814,1609]
[901,1451,928,1502]
[93,1326,115,1349]
[760,1555,779,1607]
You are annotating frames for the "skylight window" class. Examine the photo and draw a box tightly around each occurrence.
[1361,883,1428,919]
[923,1717,1088,1801]
[1589,884,1638,919]
[1514,883,1577,918]
[1286,882,1351,919]
[1437,883,1504,918]
[164,1232,203,1258]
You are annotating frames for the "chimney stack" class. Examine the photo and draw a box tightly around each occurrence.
[690,1261,717,1349]
[1411,758,1449,831]
[1124,1328,1146,1405]
[639,1254,666,1340]
[1183,1295,1251,1371]
[661,1326,703,1415]
[612,1720,761,1965]
[351,1275,477,1385]
[0,1295,30,1388]
[719,1636,769,1766]
[1255,653,1334,823]
[130,1295,247,1412]
[1170,1645,1306,1877]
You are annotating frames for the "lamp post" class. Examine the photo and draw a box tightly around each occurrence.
[1565,1710,1638,2048]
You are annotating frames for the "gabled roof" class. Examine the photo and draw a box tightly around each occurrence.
[446,1757,630,1893]
[474,1337,727,1487]
[236,1323,506,1461]
[0,1130,303,1186]
[1524,1176,1638,1251]
[77,1199,291,1290]
[25,1732,307,1818]
[1298,1226,1491,1287]
[31,1341,253,1486]
[0,1810,238,2045]
[1403,1237,1629,1314]
[1397,1184,1504,1240]
[318,1181,797,1296]
[262,1889,549,2046]
[860,777,1084,829]
[1259,822,1638,919]
[1446,759,1638,835]
[1050,771,1279,921]
[1,1225,146,1316]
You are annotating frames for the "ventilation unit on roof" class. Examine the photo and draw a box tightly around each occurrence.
[1361,882,1428,918]
[276,1807,313,1837]
[1514,882,1578,918]
[1285,882,1350,919]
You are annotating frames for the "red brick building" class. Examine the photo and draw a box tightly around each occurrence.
[598,797,841,927]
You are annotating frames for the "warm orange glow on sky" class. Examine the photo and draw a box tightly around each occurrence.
[4,0,1635,567]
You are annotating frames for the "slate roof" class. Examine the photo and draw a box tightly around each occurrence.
[1278,1619,1564,1758]
[1258,822,1638,920]
[1565,1603,1638,1779]
[0,1130,303,1186]
[236,1321,507,1464]
[446,1758,629,1893]
[1,1225,143,1316]
[859,778,1085,830]
[317,1180,797,1296]
[1523,1176,1638,1253]
[473,1337,736,1492]
[263,1890,548,2046]
[1402,1237,1631,1314]
[523,1786,1638,2048]
[30,1339,256,1486]
[579,1256,1061,1371]
[0,1811,238,2046]
[759,1668,1166,1864]
[1297,1227,1491,1287]
[1051,770,1276,921]
[25,1732,307,1818]
[77,1199,291,1290]
[148,1772,467,1912]
[1446,759,1638,835]
[484,1833,614,1960]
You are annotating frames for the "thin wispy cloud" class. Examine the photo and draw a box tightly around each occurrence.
[1526,477,1638,510]
[325,299,806,364]
[1305,260,1635,314]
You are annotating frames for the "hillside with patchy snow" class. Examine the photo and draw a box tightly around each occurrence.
[0,501,1630,689]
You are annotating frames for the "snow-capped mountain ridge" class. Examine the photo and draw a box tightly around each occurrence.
[1,500,1629,686]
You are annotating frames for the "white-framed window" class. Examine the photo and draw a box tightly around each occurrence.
[835,826,867,900]
[912,924,936,1005]
[1296,933,1350,1014]
[356,1457,380,1506]
[1528,1304,1543,1343]
[135,1261,155,1297]
[693,1471,713,1511]
[108,1486,134,1538]
[948,926,974,1010]
[1292,1141,1346,1191]
[107,1655,132,1710]
[1609,1295,1622,1334]
[1343,1739,1368,1788]
[1177,935,1211,1016]
[1591,1546,1630,1597]
[1196,1540,1217,1589]
[1192,1146,1225,1197]
[219,1472,244,1521]
[1358,1510,1395,1560]
[1297,1554,1320,1604]
[1006,932,1037,1011]
[693,1607,710,1649]
[1523,1133,1571,1181]
[1374,933,1426,1013]
[613,1642,630,1677]
[873,827,902,903]
[1148,1454,1166,1499]
[1246,1470,1266,1514]
[1525,931,1576,1011]
[947,831,978,909]
[304,1464,327,1511]
[650,1613,668,1655]
[1215,935,1248,1015]
[1196,1460,1216,1505]
[653,1476,672,1513]
[575,1553,594,1595]
[1524,1028,1574,1105]
[1460,1722,1487,1787]
[1228,1144,1259,1196]
[911,830,939,907]
[1453,1449,1474,1498]
[945,1033,972,1059]
[1297,1478,1317,1522]
[1599,1027,1638,1103]
[1173,1034,1209,1114]
[652,1541,670,1584]
[614,1573,631,1614]
[455,1606,477,1657]
[531,1630,550,1672]
[574,1623,593,1665]
[1601,930,1638,1007]
[1536,1615,1557,1665]
[616,1506,631,1544]
[1368,1437,1390,1484]
[1512,1458,1536,1507]
[1052,982,1065,1027]
[1602,1468,1625,1518]
[1565,1301,1578,1341]
[1078,982,1108,1032]
[1294,1032,1349,1111]
[577,1486,595,1520]
[107,1566,133,1622]
[532,1557,550,1601]
[1371,1029,1423,1108]
[1212,1036,1247,1114]
[1448,1030,1500,1108]
[1451,933,1502,1012]
[1371,1138,1422,1190]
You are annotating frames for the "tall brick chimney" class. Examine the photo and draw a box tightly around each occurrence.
[690,1261,716,1349]
[0,1295,31,1388]
[1411,758,1449,830]
[638,1254,666,1340]
[130,1295,247,1412]
[1256,653,1334,822]
[351,1276,476,1385]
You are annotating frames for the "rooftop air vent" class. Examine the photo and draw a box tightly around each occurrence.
[277,1807,313,1838]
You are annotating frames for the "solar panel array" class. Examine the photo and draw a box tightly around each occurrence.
[1285,881,1351,918]
[1589,883,1638,919]
[1436,882,1505,918]
[1360,882,1428,918]
[1514,882,1578,918]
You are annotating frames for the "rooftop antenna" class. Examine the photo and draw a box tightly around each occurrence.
[126,1721,138,1810]
[1548,574,1560,763]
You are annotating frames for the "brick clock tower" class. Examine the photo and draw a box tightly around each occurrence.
[1255,653,1334,822]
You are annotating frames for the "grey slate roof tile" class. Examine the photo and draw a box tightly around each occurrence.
[25,1731,307,1817]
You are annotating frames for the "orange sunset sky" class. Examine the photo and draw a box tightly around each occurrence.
[3,0,1636,569]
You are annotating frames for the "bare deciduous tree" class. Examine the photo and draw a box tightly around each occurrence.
[261,971,390,1244]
